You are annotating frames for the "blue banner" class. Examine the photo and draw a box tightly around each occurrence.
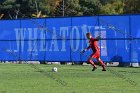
[0,15,139,63]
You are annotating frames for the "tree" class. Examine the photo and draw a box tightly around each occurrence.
[100,0,124,15]
[1,0,140,19]
[0,0,36,19]
[16,0,35,18]
[54,0,81,16]
[38,0,61,16]
[0,0,19,19]
[79,0,102,15]
[124,0,140,14]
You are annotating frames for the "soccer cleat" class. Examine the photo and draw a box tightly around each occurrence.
[102,69,106,71]
[102,65,106,71]
[92,67,97,71]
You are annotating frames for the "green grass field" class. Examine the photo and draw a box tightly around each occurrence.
[0,63,139,93]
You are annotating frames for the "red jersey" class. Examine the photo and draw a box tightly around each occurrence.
[86,37,100,52]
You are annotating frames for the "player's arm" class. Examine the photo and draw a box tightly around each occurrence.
[81,45,91,53]
[95,35,101,41]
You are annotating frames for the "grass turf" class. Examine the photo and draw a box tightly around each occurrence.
[0,63,139,93]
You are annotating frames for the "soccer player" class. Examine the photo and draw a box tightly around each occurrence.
[82,32,106,71]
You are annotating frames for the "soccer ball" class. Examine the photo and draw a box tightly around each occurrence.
[52,67,58,72]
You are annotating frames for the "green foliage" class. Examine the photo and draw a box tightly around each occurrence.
[124,0,140,14]
[0,0,140,19]
[80,0,102,15]
[100,0,124,15]
[0,0,16,10]
[64,0,81,16]
[54,0,81,16]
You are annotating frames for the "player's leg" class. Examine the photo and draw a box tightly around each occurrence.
[88,53,97,71]
[96,57,106,71]
[88,57,97,71]
[93,51,106,71]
